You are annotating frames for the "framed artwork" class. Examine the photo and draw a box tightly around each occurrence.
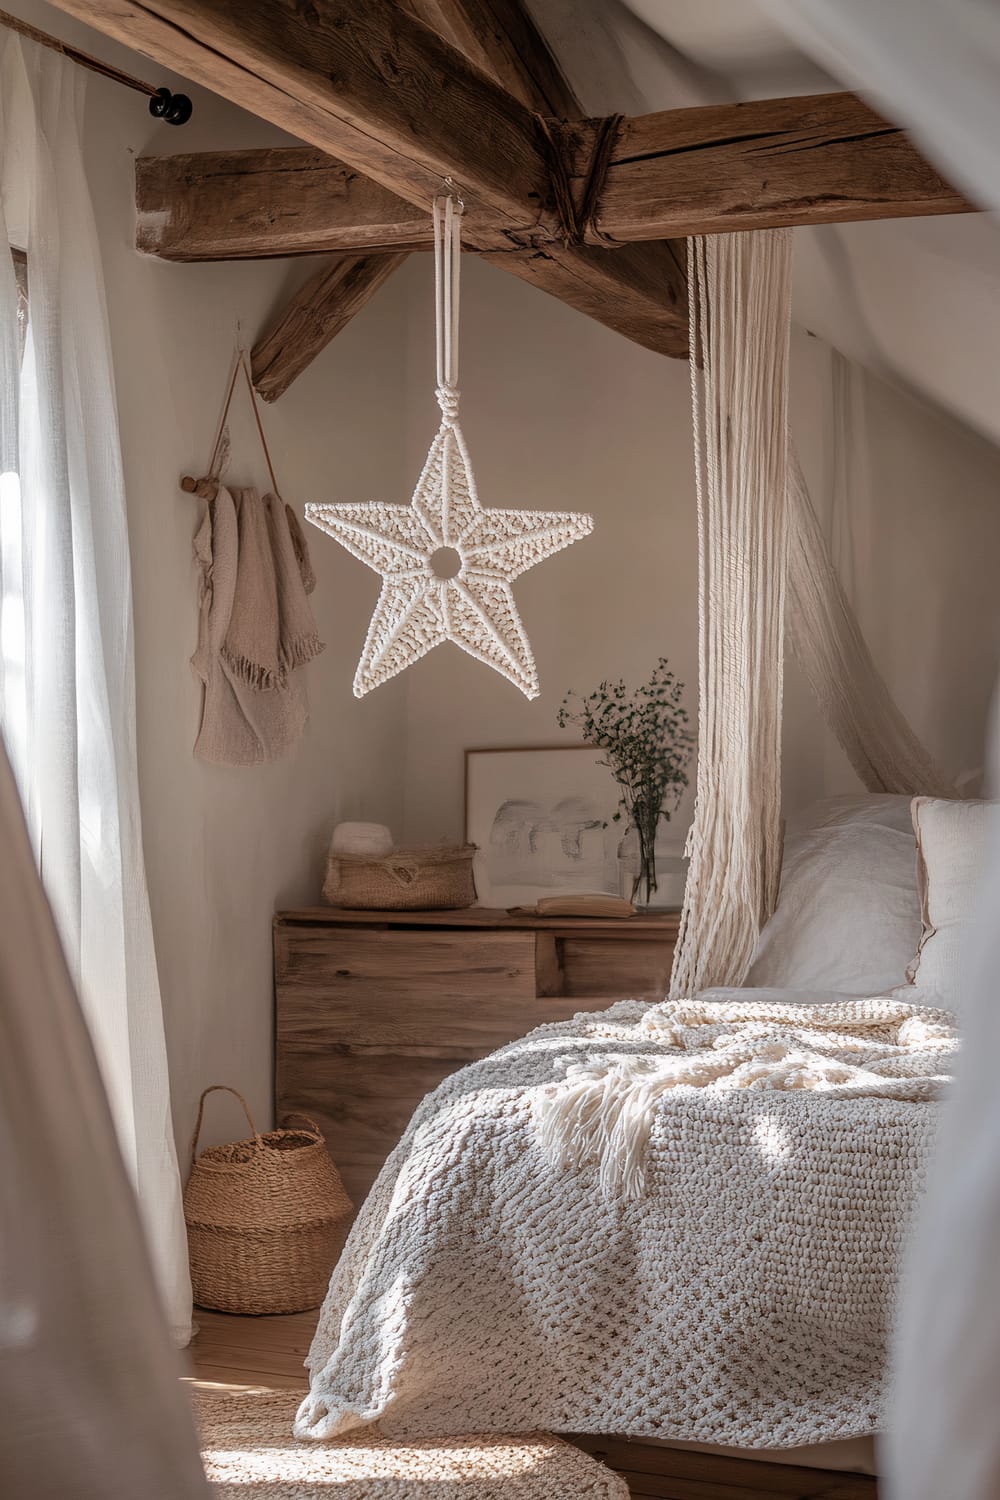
[464,744,622,908]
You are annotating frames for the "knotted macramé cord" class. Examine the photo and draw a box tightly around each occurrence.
[433,193,462,428]
[669,231,793,999]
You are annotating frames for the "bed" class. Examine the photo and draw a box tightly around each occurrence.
[294,794,976,1478]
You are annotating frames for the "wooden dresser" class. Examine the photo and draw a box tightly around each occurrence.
[274,906,679,1209]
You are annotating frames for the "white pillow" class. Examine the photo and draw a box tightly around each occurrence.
[907,797,997,1009]
[748,794,922,995]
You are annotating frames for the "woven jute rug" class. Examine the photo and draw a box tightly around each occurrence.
[192,1389,629,1498]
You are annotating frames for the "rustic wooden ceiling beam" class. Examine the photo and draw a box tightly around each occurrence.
[136,147,522,260]
[46,0,556,235]
[240,0,586,401]
[235,0,685,394]
[136,89,972,267]
[137,149,441,261]
[401,0,578,118]
[484,239,688,358]
[573,92,974,245]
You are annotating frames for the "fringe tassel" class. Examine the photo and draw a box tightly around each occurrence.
[535,997,958,1199]
[222,633,325,692]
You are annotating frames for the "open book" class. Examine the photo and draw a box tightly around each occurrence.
[507,893,636,919]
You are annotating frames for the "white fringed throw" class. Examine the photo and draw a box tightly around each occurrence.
[670,232,793,998]
[535,993,955,1199]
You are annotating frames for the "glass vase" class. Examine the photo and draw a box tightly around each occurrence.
[617,825,658,908]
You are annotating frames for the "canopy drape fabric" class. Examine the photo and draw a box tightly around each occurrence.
[0,35,191,1341]
[786,451,955,799]
[884,725,1000,1500]
[0,737,210,1500]
[669,229,792,997]
[756,0,1000,216]
[751,8,1000,1496]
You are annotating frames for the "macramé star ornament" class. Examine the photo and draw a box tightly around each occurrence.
[306,195,593,699]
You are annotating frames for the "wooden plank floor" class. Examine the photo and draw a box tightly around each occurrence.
[186,1309,878,1500]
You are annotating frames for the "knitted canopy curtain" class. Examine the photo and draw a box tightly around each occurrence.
[0,35,191,1342]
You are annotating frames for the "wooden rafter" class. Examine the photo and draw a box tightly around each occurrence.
[48,0,556,229]
[52,0,689,390]
[252,253,410,402]
[138,96,972,265]
[135,150,430,261]
[401,0,578,118]
[56,0,973,392]
[243,0,582,400]
[243,0,688,396]
[136,91,971,263]
[568,92,973,244]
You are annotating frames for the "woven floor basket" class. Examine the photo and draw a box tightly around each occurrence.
[323,843,476,910]
[184,1086,352,1316]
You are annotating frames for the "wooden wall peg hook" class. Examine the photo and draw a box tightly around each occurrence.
[180,474,219,500]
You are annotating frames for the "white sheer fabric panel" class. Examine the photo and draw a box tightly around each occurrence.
[885,720,1000,1500]
[786,451,954,799]
[0,739,210,1500]
[757,0,1000,215]
[750,6,1000,1492]
[0,35,191,1342]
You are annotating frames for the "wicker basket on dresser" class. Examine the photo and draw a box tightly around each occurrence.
[273,906,680,1211]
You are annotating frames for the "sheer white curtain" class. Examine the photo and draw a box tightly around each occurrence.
[751,8,1000,1494]
[0,35,191,1343]
[0,738,209,1499]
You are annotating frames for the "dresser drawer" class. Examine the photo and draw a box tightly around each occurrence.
[275,927,538,1047]
[562,936,672,997]
[274,907,680,1210]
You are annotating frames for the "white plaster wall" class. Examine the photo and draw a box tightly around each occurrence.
[395,253,700,845]
[393,254,1000,845]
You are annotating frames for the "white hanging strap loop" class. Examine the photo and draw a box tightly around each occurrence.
[433,191,463,425]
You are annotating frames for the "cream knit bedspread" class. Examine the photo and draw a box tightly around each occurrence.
[298,991,956,1449]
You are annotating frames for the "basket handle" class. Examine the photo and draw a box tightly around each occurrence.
[190,1084,262,1168]
[280,1111,325,1141]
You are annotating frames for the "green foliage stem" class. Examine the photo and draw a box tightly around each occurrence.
[557,658,695,903]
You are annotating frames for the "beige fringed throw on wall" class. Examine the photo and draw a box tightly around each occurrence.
[192,488,324,766]
[222,487,323,692]
[189,353,325,766]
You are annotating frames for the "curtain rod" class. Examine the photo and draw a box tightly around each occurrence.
[0,7,192,124]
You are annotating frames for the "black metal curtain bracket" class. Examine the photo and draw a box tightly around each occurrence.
[0,8,193,126]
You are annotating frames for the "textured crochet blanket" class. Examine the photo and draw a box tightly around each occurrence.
[298,991,957,1449]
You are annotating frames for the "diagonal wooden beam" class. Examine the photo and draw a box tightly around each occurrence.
[402,0,577,117]
[485,239,688,357]
[240,0,686,393]
[48,0,556,234]
[252,253,410,402]
[62,0,687,389]
[243,0,583,400]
